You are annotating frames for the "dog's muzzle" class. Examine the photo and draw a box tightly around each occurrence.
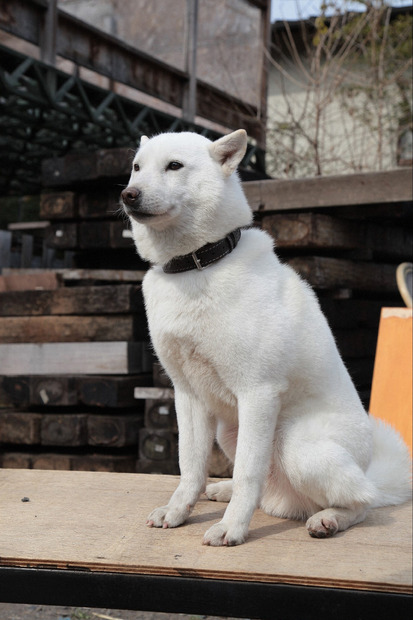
[121,187,141,212]
[121,187,154,220]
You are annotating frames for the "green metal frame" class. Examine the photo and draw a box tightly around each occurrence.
[0,45,266,196]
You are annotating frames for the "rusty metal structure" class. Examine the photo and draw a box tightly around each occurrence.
[0,0,271,195]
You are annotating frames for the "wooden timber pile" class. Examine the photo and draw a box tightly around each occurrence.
[245,168,412,406]
[0,147,411,474]
[0,147,232,476]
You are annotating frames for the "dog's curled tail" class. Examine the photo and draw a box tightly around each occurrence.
[367,415,412,508]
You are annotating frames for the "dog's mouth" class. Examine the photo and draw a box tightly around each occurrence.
[123,206,167,222]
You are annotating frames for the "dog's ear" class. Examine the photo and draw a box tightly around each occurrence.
[140,135,149,147]
[209,129,247,176]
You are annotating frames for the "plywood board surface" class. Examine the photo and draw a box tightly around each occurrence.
[0,470,411,594]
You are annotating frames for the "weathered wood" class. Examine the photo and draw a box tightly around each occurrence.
[261,213,412,259]
[134,387,174,400]
[40,414,87,447]
[288,257,398,292]
[69,454,137,472]
[0,376,31,406]
[1,375,78,407]
[40,191,77,219]
[136,458,180,475]
[42,148,132,186]
[79,376,151,408]
[20,234,34,268]
[44,222,78,249]
[31,454,73,471]
[7,221,50,232]
[0,230,12,269]
[1,453,32,469]
[0,285,143,317]
[0,313,149,343]
[0,470,411,593]
[0,271,61,292]
[78,190,122,218]
[1,268,147,283]
[0,411,41,444]
[0,453,136,472]
[31,376,78,406]
[244,169,413,211]
[144,399,177,432]
[262,213,364,249]
[87,415,142,448]
[139,429,178,462]
[79,221,134,249]
[0,342,154,375]
[44,221,134,249]
[0,375,152,407]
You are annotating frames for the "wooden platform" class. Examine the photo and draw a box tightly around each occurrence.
[0,469,411,617]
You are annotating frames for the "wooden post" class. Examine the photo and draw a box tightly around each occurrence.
[40,0,58,66]
[183,0,198,123]
[369,308,412,455]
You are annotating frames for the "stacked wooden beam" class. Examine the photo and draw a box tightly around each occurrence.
[0,275,153,471]
[0,148,233,476]
[244,169,413,405]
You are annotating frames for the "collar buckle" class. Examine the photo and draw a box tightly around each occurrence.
[191,251,204,270]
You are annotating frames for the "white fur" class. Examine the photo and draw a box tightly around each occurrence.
[123,130,411,546]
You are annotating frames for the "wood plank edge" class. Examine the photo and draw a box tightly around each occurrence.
[0,558,410,594]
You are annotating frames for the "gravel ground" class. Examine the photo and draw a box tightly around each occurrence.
[0,606,246,620]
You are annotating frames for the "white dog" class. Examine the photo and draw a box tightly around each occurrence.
[121,129,411,546]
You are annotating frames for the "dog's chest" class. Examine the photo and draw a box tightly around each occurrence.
[143,271,237,412]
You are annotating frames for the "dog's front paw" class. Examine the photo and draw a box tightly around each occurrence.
[202,521,247,547]
[205,481,232,503]
[146,504,190,529]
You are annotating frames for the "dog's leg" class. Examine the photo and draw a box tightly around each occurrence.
[281,434,374,537]
[206,480,233,502]
[147,389,215,529]
[306,505,368,538]
[203,389,280,546]
[206,421,236,502]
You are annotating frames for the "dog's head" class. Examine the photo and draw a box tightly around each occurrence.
[121,129,253,263]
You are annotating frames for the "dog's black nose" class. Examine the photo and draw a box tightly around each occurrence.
[121,187,141,208]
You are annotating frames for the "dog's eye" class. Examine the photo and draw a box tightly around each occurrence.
[133,163,140,172]
[167,161,183,171]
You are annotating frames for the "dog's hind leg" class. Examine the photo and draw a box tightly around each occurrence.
[282,436,375,538]
[306,505,368,538]
[206,421,237,503]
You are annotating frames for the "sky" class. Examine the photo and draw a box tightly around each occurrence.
[270,0,413,21]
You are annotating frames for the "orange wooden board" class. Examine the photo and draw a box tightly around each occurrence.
[370,308,413,454]
[0,470,411,594]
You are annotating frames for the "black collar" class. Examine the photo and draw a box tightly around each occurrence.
[163,228,242,274]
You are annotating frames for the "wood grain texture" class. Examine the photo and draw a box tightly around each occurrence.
[0,315,135,343]
[40,192,77,219]
[261,212,412,259]
[0,285,143,317]
[0,342,153,375]
[1,269,147,283]
[288,256,397,292]
[0,470,411,593]
[244,169,413,211]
